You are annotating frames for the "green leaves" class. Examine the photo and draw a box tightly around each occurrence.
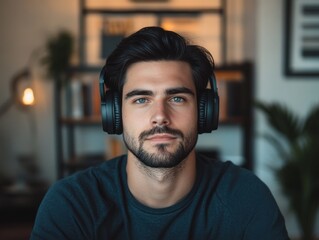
[255,102,301,143]
[41,31,73,81]
[303,104,319,137]
[255,101,319,239]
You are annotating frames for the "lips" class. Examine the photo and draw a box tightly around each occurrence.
[139,126,184,142]
[146,134,177,142]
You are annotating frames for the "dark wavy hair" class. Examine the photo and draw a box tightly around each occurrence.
[103,26,215,95]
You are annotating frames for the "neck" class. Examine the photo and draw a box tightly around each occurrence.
[126,150,196,208]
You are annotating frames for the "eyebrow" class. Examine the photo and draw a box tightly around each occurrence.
[125,87,195,100]
[125,89,153,99]
[166,87,195,96]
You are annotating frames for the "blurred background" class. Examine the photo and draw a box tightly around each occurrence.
[0,0,318,239]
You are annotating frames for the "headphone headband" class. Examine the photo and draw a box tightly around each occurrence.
[99,66,107,102]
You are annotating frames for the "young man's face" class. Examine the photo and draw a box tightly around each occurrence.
[122,61,198,168]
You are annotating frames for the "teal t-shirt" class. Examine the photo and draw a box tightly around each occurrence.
[30,154,289,239]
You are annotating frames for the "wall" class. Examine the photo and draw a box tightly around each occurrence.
[0,0,79,181]
[1,0,319,238]
[1,0,245,181]
[255,0,319,237]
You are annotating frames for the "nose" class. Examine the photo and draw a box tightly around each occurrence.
[151,101,170,127]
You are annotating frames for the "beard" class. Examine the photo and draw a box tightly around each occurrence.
[123,126,197,168]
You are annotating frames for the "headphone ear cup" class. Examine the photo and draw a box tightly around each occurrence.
[198,89,219,133]
[198,90,212,134]
[112,91,122,134]
[101,90,122,134]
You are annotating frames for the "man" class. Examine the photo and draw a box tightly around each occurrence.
[31,27,289,239]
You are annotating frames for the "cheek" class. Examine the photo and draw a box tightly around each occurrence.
[122,107,145,136]
[175,106,198,124]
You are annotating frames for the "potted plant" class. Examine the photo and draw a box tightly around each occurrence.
[256,101,319,240]
[41,30,74,129]
[41,30,74,87]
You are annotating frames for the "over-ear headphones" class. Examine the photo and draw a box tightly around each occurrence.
[99,66,219,135]
[198,74,219,133]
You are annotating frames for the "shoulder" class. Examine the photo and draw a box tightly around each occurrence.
[197,154,279,216]
[219,161,274,205]
[49,155,126,201]
[31,155,127,239]
[37,155,127,220]
[198,154,272,199]
[197,155,289,238]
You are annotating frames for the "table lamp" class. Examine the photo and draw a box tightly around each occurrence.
[0,68,35,116]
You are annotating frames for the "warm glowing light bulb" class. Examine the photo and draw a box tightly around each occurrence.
[22,88,34,105]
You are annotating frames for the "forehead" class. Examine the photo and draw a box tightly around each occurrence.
[123,61,195,92]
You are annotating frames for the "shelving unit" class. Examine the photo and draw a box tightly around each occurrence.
[214,62,254,170]
[55,0,254,178]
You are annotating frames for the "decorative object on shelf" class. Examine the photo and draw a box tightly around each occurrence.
[66,72,101,119]
[83,9,223,66]
[256,101,319,240]
[215,69,244,122]
[284,0,319,76]
[41,30,74,86]
[101,19,132,58]
[85,16,134,65]
[55,0,254,178]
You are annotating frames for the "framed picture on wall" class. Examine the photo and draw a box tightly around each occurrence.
[284,0,319,76]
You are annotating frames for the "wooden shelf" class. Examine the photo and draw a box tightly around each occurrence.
[220,117,245,125]
[60,116,102,125]
[83,8,224,15]
[55,1,254,179]
[215,70,244,82]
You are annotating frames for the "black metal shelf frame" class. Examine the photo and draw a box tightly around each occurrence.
[78,0,228,66]
[55,0,254,178]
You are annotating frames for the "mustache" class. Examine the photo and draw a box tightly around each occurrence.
[139,126,184,142]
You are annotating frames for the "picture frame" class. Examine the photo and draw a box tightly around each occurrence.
[284,0,319,76]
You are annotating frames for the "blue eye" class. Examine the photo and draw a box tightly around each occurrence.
[134,98,148,104]
[172,97,185,103]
